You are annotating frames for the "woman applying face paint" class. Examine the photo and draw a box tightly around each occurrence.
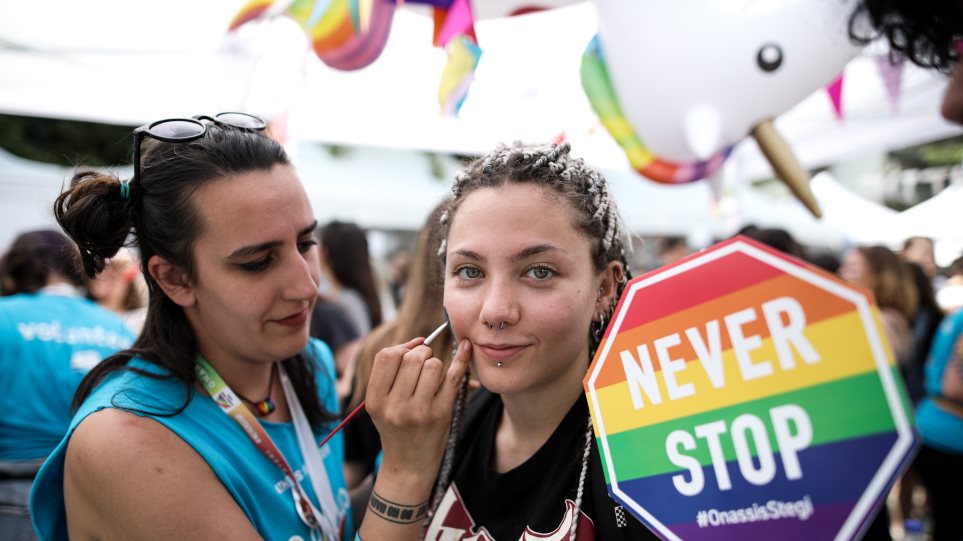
[29,115,467,541]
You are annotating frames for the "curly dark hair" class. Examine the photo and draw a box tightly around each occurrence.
[849,0,963,72]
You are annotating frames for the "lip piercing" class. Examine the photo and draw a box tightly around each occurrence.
[496,362,503,367]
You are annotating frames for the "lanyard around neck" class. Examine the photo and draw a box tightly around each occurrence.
[194,356,339,541]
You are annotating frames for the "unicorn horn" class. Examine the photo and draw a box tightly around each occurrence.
[751,119,822,218]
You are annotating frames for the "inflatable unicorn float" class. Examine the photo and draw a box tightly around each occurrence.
[230,0,861,216]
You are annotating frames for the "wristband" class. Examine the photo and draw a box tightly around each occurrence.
[367,490,429,524]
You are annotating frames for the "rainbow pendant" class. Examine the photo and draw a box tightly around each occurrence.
[256,398,276,415]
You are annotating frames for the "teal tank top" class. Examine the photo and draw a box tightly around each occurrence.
[0,292,134,460]
[916,310,963,454]
[30,338,353,540]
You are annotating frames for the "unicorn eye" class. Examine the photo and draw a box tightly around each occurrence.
[756,43,783,73]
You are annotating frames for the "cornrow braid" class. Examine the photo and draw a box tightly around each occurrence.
[569,415,594,541]
[423,369,470,536]
[440,142,628,275]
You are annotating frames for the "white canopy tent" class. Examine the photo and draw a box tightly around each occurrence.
[808,172,899,245]
[894,183,963,241]
[0,148,78,248]
[892,183,963,266]
[3,138,958,262]
[0,142,883,255]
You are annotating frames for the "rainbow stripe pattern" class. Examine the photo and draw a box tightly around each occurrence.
[229,0,396,71]
[580,35,732,185]
[229,0,479,114]
[438,34,482,115]
[584,237,918,540]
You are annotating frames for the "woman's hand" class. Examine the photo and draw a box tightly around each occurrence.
[365,336,470,491]
[359,336,470,540]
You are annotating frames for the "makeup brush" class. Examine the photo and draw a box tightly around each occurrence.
[318,318,452,448]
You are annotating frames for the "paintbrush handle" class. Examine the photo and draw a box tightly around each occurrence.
[320,315,453,448]
[319,400,366,448]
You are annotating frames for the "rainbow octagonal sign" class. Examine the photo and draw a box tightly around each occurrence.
[585,236,918,541]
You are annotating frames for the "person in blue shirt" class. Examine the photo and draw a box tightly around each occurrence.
[0,229,134,541]
[30,114,468,541]
[913,309,963,541]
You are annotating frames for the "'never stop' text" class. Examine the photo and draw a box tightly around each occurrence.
[619,296,820,409]
[611,296,822,496]
[667,404,813,496]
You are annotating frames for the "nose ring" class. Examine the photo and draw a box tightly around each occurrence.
[485,321,506,331]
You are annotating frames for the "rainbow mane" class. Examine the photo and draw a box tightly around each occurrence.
[581,36,732,185]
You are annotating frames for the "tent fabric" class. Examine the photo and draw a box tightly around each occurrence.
[0,1,959,180]
[893,183,963,242]
[0,143,957,258]
[809,172,899,245]
[0,145,860,253]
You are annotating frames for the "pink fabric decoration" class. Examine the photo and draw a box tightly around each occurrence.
[875,55,905,113]
[437,0,474,47]
[825,73,844,121]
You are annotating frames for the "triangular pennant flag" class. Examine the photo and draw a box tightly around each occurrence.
[432,6,446,46]
[438,35,482,116]
[825,73,844,121]
[437,0,474,47]
[875,54,905,113]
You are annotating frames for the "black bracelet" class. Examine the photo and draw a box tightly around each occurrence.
[367,490,429,524]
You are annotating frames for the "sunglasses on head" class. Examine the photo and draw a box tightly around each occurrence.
[131,112,267,186]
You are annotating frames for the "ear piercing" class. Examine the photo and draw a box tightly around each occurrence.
[594,312,607,340]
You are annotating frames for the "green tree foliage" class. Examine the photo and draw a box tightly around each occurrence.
[0,114,133,167]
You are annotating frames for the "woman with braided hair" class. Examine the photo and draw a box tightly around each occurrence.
[421,142,657,540]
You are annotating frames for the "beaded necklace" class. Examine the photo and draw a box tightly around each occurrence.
[233,362,277,416]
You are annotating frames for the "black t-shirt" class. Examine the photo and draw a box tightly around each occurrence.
[309,300,360,352]
[343,406,381,476]
[424,391,657,541]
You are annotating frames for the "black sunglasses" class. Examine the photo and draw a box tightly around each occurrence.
[131,112,267,187]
